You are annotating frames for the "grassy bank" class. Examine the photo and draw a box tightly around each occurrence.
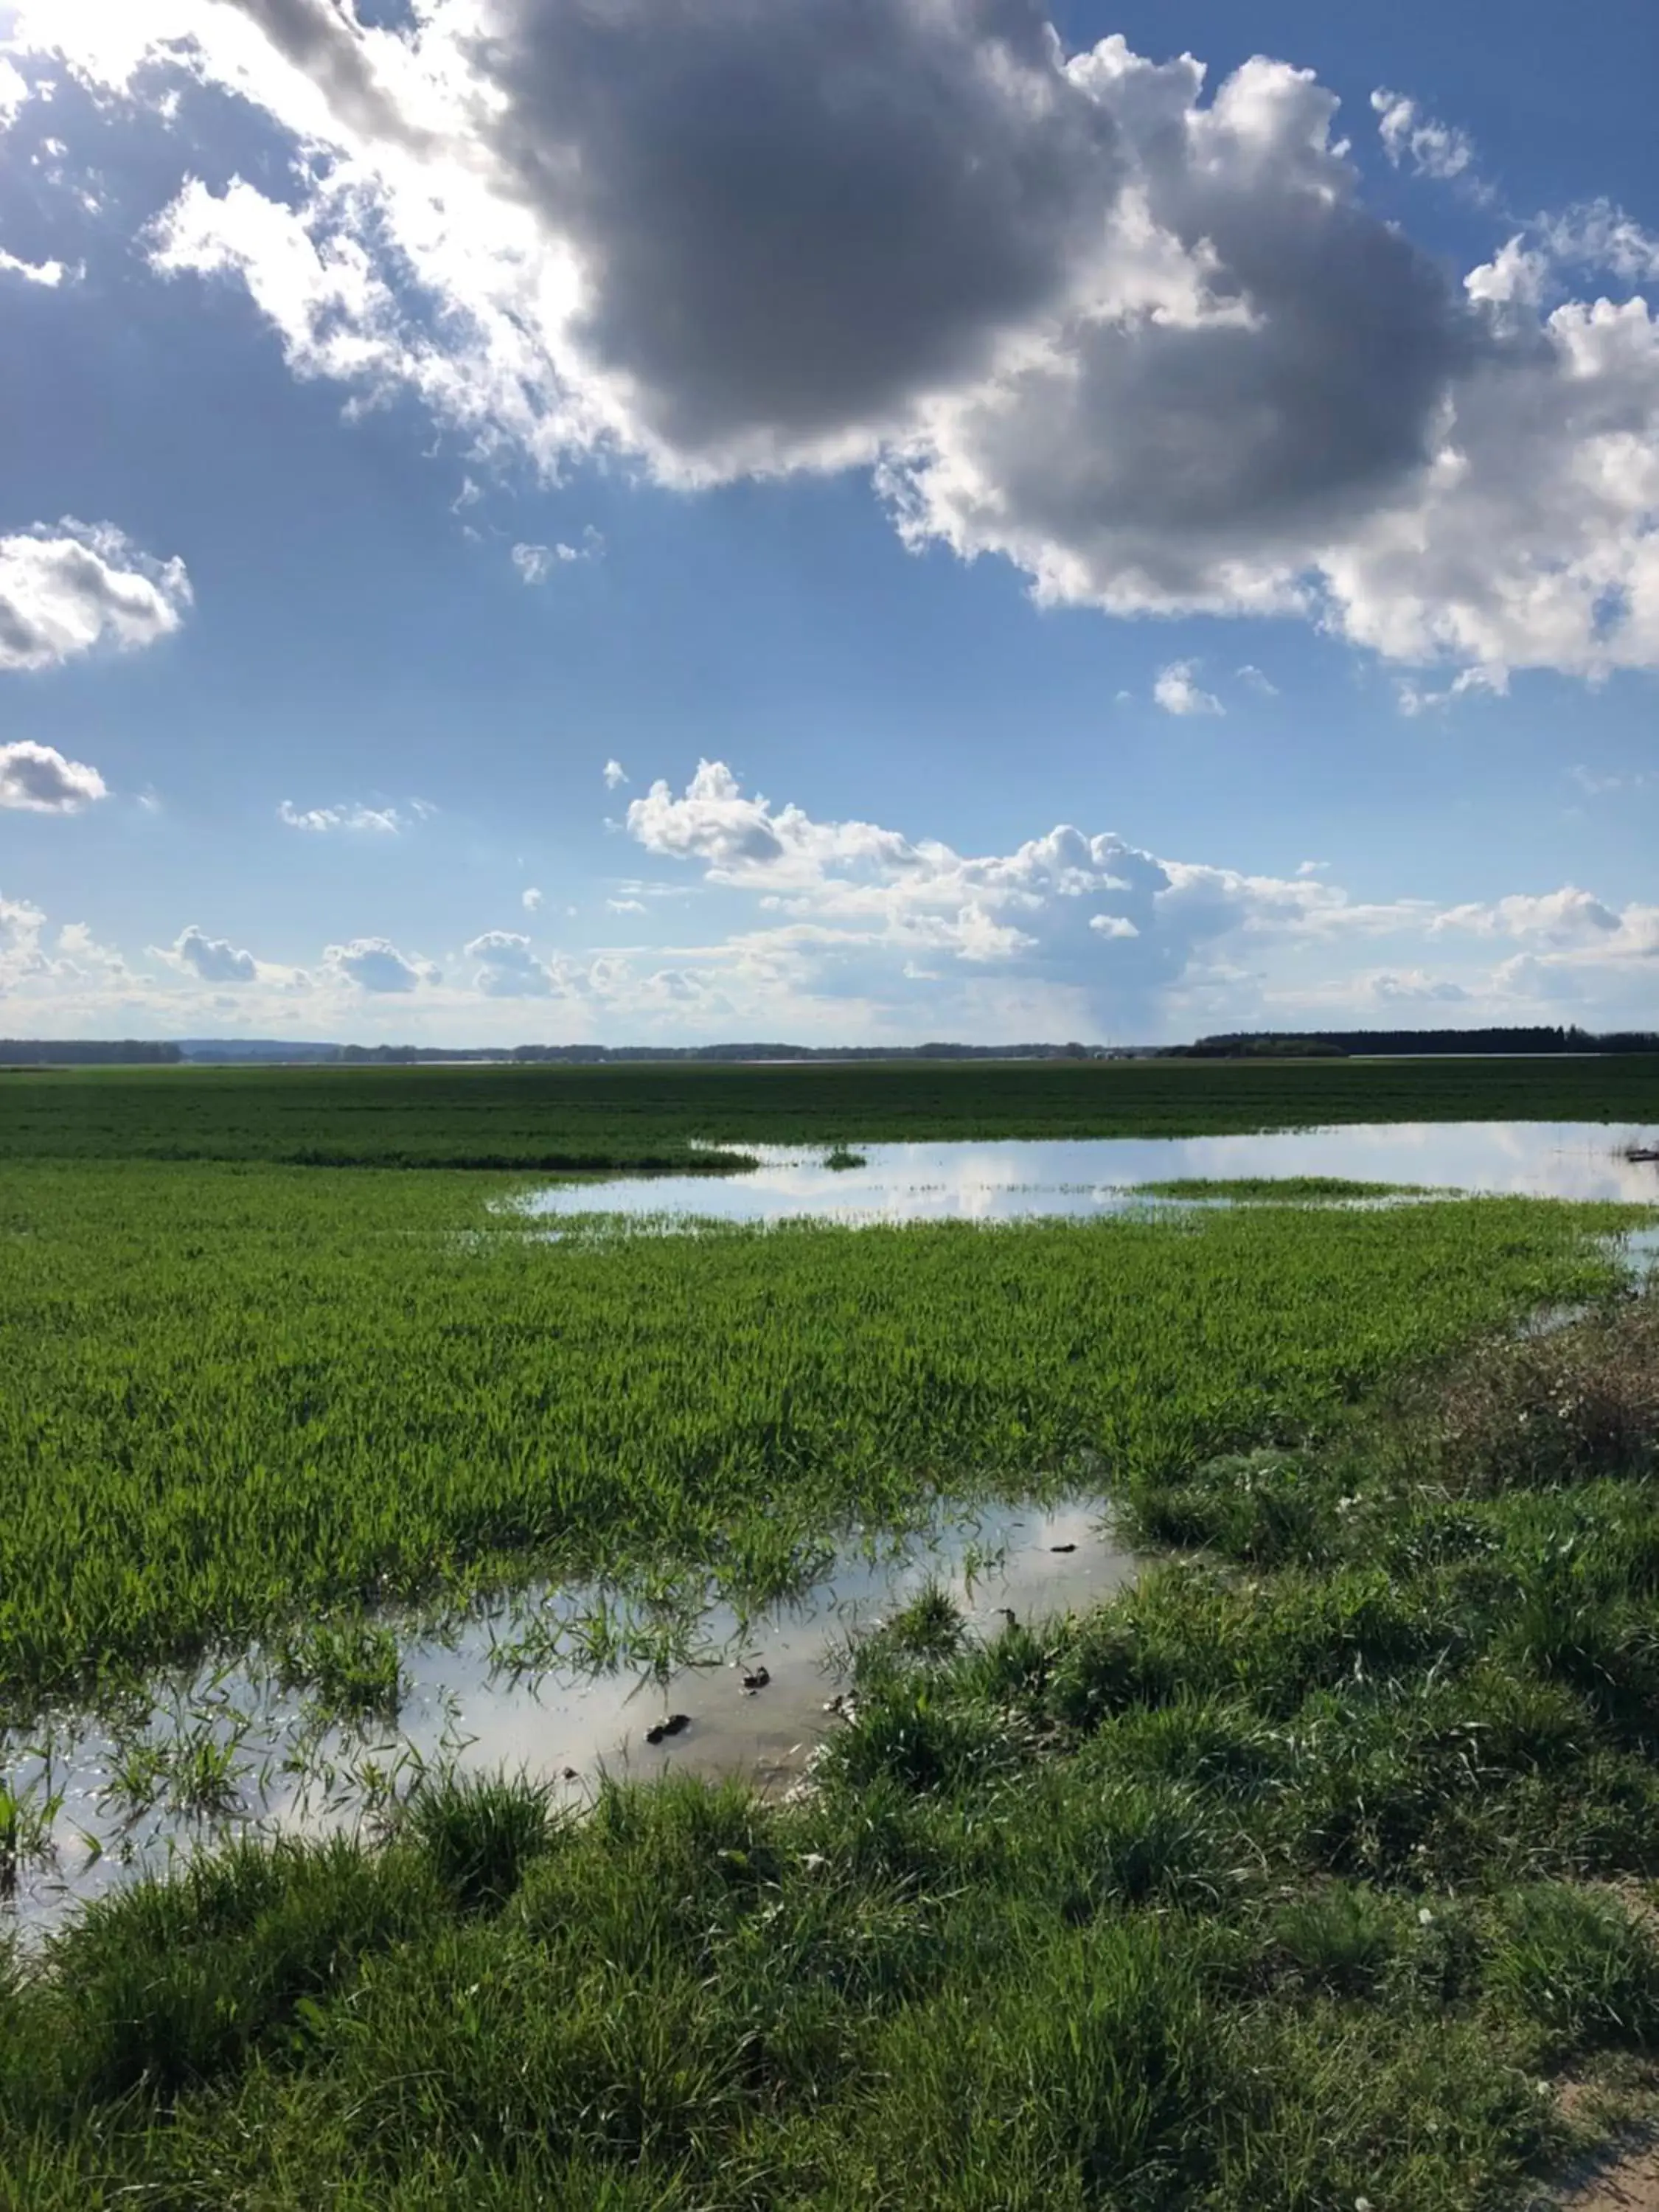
[3,1052,1659,1167]
[7,1297,1659,2207]
[0,1164,1639,1715]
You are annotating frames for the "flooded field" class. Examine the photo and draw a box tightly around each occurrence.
[3,1125,1654,1936]
[519,1121,1659,1226]
[5,1500,1132,1931]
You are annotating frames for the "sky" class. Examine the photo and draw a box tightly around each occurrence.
[0,0,1656,1047]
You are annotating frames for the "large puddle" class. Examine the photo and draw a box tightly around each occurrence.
[4,1499,1132,1932]
[518,1121,1659,1226]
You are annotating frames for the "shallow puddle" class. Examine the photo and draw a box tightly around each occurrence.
[4,1500,1133,1933]
[517,1122,1659,1228]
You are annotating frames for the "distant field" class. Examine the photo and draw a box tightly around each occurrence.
[2,1054,1658,1166]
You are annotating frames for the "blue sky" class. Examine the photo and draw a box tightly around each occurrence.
[0,0,1655,1045]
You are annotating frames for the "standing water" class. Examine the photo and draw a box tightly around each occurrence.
[518,1121,1659,1225]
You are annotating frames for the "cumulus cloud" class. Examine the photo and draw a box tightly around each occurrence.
[465,928,566,997]
[603,759,628,790]
[622,757,1427,1025]
[0,740,108,813]
[279,798,403,832]
[322,936,435,992]
[1370,88,1476,183]
[0,895,135,1000]
[0,519,190,672]
[1432,888,1623,942]
[521,885,544,911]
[20,2,1659,689]
[1152,661,1223,717]
[161,924,258,984]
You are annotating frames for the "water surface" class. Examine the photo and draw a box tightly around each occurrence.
[7,1500,1132,1932]
[520,1122,1659,1226]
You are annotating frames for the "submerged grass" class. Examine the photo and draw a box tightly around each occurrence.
[7,1294,1659,2205]
[0,1161,1640,1714]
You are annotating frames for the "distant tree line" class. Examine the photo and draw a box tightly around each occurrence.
[330,1040,1104,1065]
[1181,1026,1659,1058]
[14,1027,1654,1068]
[0,1040,184,1065]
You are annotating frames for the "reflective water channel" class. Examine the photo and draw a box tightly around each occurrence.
[7,1121,1658,1930]
[518,1121,1659,1226]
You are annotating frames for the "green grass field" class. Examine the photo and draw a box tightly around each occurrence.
[4,1062,1659,2205]
[1,1161,1637,1715]
[7,1298,1659,2209]
[2,1051,1658,1166]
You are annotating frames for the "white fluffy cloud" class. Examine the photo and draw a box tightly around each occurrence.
[521,886,544,911]
[622,758,1430,1024]
[1152,661,1223,717]
[322,936,436,992]
[1432,888,1623,942]
[609,757,1659,1033]
[161,924,258,984]
[0,520,190,672]
[0,740,108,813]
[603,759,628,790]
[19,1,1659,687]
[0,894,134,1001]
[465,929,567,997]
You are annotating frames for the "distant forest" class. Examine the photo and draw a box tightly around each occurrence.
[0,1040,185,1065]
[4,1026,1658,1067]
[1182,1027,1659,1058]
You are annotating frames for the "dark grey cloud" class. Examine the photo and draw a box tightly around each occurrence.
[895,52,1493,611]
[86,4,1659,673]
[473,0,1120,458]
